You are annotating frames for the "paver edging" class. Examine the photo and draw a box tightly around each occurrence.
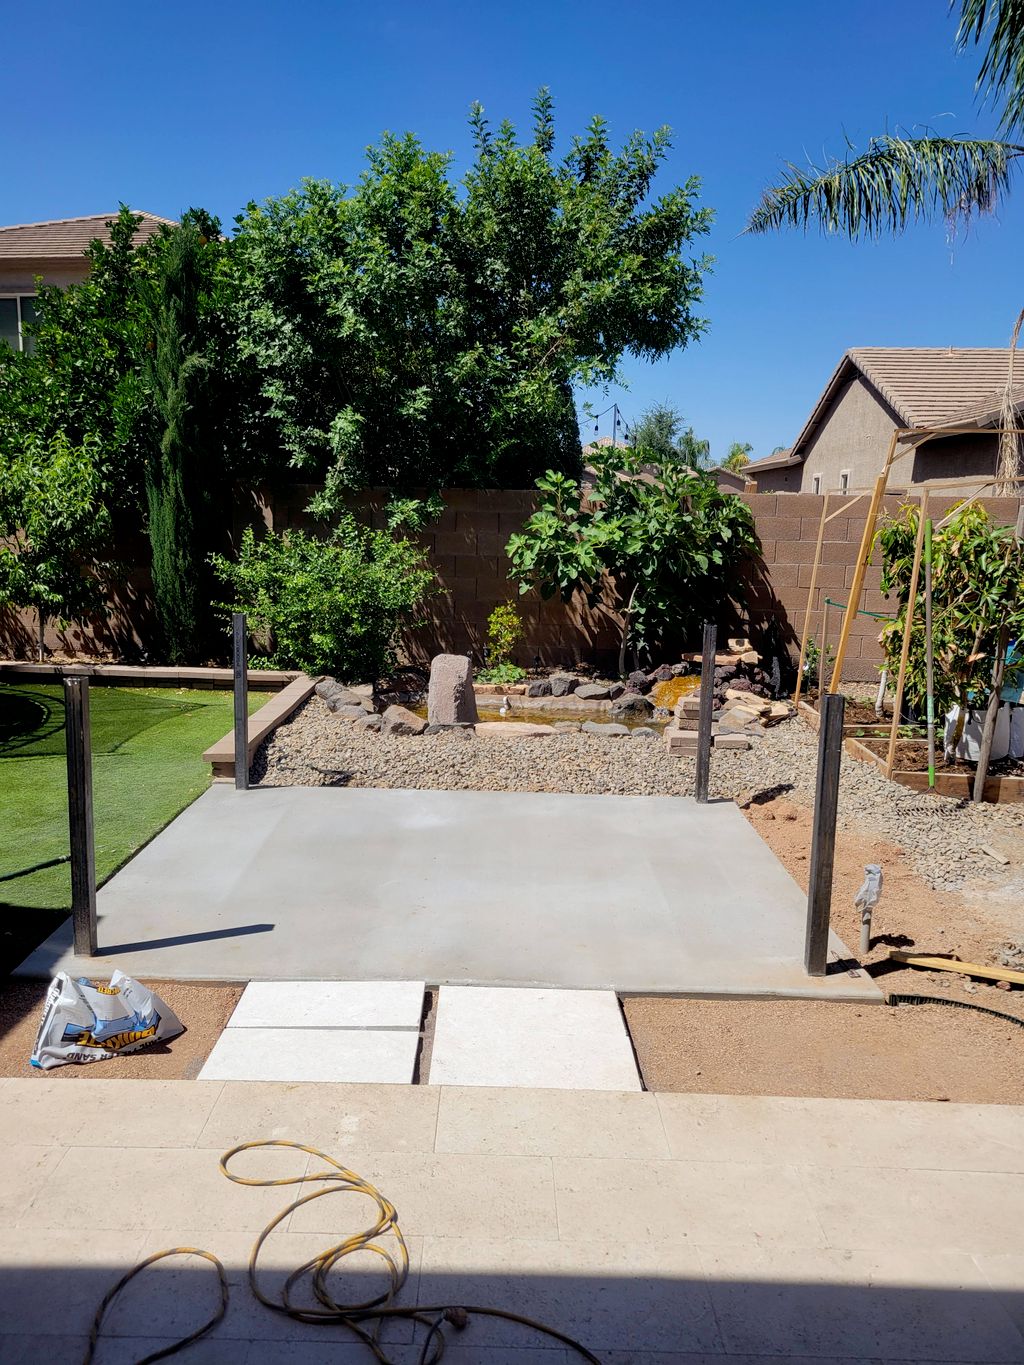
[203,673,320,781]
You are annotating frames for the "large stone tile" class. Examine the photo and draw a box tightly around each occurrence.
[196,1080,439,1153]
[23,1143,315,1232]
[553,1157,826,1248]
[0,1145,65,1221]
[0,1226,147,1336]
[198,1027,419,1083]
[435,1085,669,1158]
[289,1153,557,1240]
[428,987,640,1090]
[699,1243,1024,1362]
[416,1236,721,1353]
[2,1078,223,1148]
[657,1093,1024,1173]
[227,980,425,1029]
[808,1165,1024,1257]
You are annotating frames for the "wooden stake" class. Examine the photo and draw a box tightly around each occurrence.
[924,518,936,785]
[885,489,929,778]
[889,950,1024,987]
[793,494,830,706]
[830,437,898,692]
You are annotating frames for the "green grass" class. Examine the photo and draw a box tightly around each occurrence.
[0,683,266,974]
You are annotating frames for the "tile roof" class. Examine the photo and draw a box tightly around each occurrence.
[0,212,174,261]
[746,447,797,471]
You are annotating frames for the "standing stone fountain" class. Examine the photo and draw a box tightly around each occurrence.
[427,654,479,728]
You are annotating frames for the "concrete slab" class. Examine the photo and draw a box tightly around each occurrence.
[427,986,642,1090]
[16,785,879,1000]
[226,980,424,1029]
[197,1027,418,1083]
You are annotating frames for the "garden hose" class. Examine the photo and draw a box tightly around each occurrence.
[84,1139,602,1365]
[887,992,1024,1028]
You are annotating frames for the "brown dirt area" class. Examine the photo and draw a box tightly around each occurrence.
[0,979,243,1079]
[625,794,1024,1103]
[860,735,1024,778]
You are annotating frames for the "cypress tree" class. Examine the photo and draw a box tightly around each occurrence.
[142,222,210,663]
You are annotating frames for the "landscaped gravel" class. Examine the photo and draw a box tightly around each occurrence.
[256,695,1024,890]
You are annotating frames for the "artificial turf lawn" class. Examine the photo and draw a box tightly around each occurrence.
[0,683,267,974]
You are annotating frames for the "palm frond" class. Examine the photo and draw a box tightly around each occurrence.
[957,0,1024,137]
[746,133,1024,236]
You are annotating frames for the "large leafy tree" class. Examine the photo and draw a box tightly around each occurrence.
[506,445,759,674]
[232,91,713,499]
[747,2,1024,238]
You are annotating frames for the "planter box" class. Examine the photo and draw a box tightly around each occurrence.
[839,732,1024,804]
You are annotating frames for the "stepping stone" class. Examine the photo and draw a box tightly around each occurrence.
[227,980,424,1030]
[198,1027,419,1083]
[427,986,641,1091]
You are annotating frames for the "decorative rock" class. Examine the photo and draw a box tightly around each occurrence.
[552,720,582,733]
[381,704,427,736]
[631,727,657,740]
[427,654,479,727]
[607,682,625,700]
[333,704,368,721]
[627,670,653,694]
[356,712,383,733]
[526,679,552,697]
[648,664,675,683]
[575,683,611,701]
[610,693,654,720]
[581,720,629,737]
[474,721,555,738]
[549,673,579,697]
[315,679,369,713]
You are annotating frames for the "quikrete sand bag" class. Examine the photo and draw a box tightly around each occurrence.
[31,970,183,1069]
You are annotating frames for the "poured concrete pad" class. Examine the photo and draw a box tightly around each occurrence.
[197,1026,418,1083]
[428,986,641,1090]
[16,785,880,1000]
[227,980,424,1029]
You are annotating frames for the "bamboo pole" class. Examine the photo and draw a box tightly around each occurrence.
[820,599,830,693]
[830,433,898,692]
[924,518,936,786]
[793,494,830,706]
[885,490,929,778]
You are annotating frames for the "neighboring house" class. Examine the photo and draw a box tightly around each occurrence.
[751,348,1024,495]
[0,211,172,351]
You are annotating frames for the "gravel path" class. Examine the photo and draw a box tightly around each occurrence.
[257,696,1024,891]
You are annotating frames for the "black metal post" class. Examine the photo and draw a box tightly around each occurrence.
[804,690,846,975]
[694,621,717,803]
[233,612,249,791]
[64,676,97,956]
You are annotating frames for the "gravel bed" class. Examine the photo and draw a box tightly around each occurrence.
[257,696,1024,890]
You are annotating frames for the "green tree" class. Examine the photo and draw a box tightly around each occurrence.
[722,441,753,473]
[232,91,713,499]
[0,433,111,658]
[631,403,711,468]
[747,3,1023,238]
[211,519,436,679]
[506,445,759,674]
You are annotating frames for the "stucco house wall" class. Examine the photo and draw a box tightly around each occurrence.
[799,375,913,493]
[911,432,999,484]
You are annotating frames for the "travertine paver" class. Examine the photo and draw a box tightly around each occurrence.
[427,986,642,1090]
[2,1080,1023,1363]
[198,1026,419,1083]
[226,980,425,1029]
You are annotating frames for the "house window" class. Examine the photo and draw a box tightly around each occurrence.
[0,295,38,353]
[838,470,850,495]
[811,474,822,495]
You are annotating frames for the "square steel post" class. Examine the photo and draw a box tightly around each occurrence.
[694,621,717,804]
[233,612,249,791]
[64,676,97,956]
[804,690,846,975]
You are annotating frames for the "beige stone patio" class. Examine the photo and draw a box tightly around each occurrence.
[2,1078,1023,1362]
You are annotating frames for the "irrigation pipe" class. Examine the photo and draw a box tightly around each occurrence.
[84,1140,602,1365]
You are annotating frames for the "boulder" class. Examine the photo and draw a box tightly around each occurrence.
[631,726,657,740]
[607,681,625,700]
[381,704,427,736]
[332,704,368,721]
[549,673,579,697]
[315,678,368,713]
[552,720,582,733]
[648,664,675,684]
[356,712,383,733]
[610,692,654,720]
[526,678,552,697]
[427,653,479,727]
[581,720,629,737]
[627,669,653,694]
[575,682,611,701]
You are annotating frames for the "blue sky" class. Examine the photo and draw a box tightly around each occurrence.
[5,0,1021,462]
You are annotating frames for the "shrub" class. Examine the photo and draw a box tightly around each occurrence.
[485,602,524,666]
[211,518,435,679]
